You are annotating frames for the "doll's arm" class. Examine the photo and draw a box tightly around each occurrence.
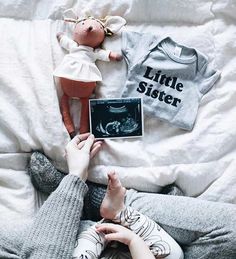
[109,51,123,61]
[95,49,122,62]
[57,33,77,51]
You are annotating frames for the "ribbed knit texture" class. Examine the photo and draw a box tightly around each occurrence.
[28,151,107,221]
[28,151,66,194]
[83,181,107,221]
[20,175,88,259]
[0,220,27,259]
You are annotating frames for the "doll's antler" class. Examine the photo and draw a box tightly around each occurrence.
[100,16,113,36]
[63,8,79,23]
[62,8,126,35]
[103,16,126,35]
[64,18,78,23]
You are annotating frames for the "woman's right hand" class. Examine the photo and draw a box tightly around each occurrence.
[65,133,102,180]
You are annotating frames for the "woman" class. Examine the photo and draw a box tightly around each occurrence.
[2,134,236,259]
[0,134,182,259]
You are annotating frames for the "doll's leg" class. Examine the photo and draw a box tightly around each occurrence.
[79,97,89,134]
[61,93,75,138]
[73,220,108,259]
[78,82,96,134]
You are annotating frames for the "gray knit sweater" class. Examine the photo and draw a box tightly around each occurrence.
[0,175,89,259]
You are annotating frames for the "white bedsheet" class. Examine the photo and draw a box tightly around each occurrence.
[0,0,236,219]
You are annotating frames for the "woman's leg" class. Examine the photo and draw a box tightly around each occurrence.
[125,189,236,259]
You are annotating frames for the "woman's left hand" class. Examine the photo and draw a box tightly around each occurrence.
[65,133,102,180]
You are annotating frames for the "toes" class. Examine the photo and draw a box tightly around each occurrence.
[122,187,127,195]
[107,171,122,189]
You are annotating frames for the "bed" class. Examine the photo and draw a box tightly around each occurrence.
[0,0,236,222]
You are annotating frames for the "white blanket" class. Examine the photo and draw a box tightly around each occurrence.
[0,0,236,219]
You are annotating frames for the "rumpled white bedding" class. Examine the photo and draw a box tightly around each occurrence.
[0,0,236,219]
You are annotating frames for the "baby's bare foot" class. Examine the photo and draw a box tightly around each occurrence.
[100,171,126,220]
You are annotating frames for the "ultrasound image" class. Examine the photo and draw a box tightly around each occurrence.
[89,98,143,139]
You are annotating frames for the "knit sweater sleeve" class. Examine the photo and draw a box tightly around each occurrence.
[20,175,88,259]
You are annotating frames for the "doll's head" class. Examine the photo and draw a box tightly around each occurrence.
[63,9,126,49]
[73,18,106,48]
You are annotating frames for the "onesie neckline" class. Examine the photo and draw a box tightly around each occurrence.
[161,37,197,64]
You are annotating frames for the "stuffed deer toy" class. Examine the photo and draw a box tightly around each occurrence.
[54,9,126,138]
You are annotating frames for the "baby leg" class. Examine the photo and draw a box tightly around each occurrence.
[100,171,183,259]
[73,220,108,259]
[113,206,184,259]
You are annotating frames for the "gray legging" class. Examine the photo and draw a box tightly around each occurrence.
[124,189,236,259]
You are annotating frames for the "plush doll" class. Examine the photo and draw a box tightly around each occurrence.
[54,9,126,138]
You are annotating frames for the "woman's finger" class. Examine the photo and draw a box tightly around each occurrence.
[96,223,119,233]
[92,141,103,150]
[70,133,90,145]
[90,142,102,158]
[78,132,91,138]
[104,233,121,241]
[76,134,97,149]
[77,140,86,149]
[82,134,95,152]
[77,133,91,142]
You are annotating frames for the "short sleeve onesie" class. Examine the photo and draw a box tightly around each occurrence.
[121,31,221,130]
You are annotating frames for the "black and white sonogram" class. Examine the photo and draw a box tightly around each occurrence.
[89,98,143,139]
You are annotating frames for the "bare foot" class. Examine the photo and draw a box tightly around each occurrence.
[100,171,126,220]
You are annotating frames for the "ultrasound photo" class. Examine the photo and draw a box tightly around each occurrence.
[89,98,143,139]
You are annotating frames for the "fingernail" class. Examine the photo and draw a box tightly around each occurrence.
[90,134,94,138]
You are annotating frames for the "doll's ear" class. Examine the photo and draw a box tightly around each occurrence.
[63,8,78,22]
[104,16,126,35]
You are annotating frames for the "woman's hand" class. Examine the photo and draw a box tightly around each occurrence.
[65,133,102,180]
